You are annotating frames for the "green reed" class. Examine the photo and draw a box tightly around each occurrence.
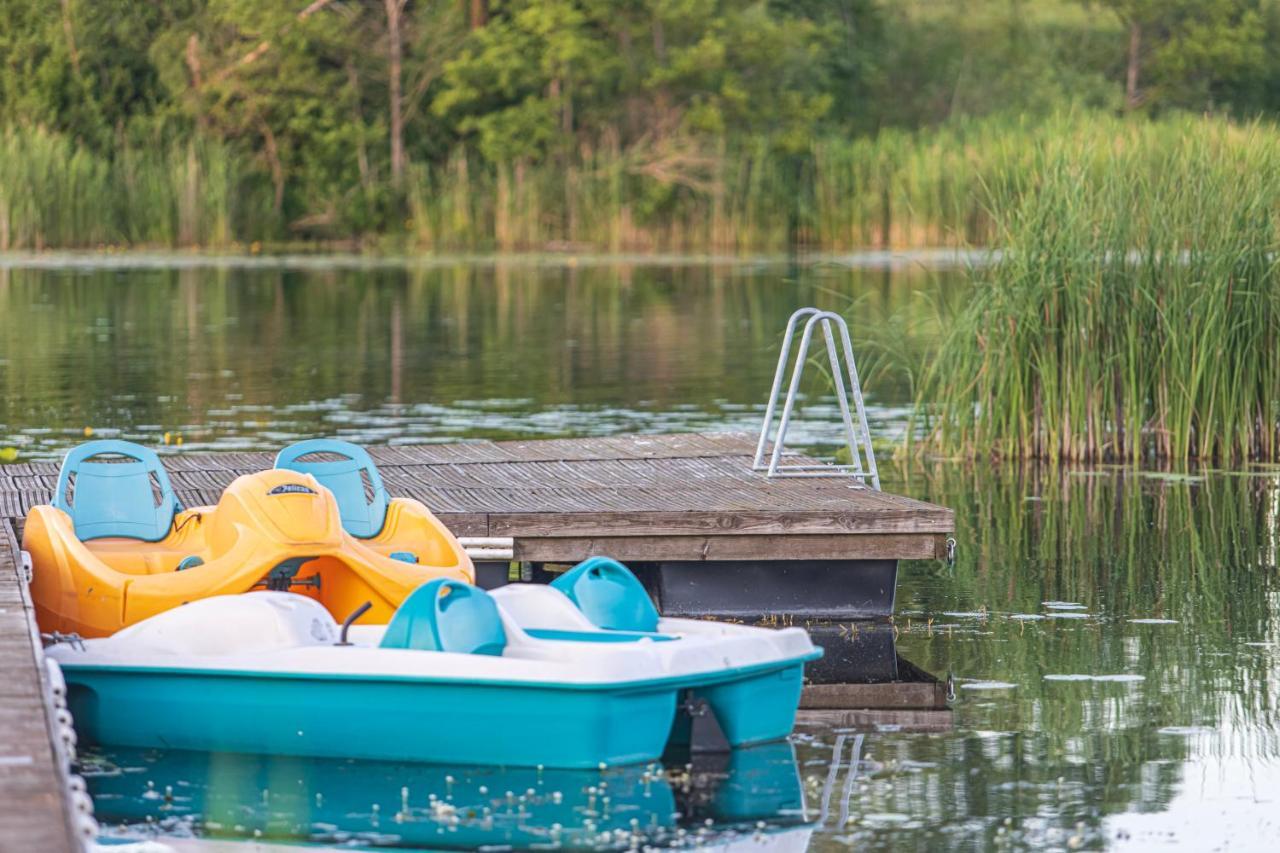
[0,126,273,250]
[0,126,112,249]
[403,118,1046,253]
[8,112,1280,268]
[913,115,1280,463]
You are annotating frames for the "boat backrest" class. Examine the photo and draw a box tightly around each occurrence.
[274,439,389,538]
[380,579,507,656]
[551,557,660,633]
[53,440,181,542]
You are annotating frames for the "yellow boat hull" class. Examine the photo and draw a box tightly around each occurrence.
[25,468,473,637]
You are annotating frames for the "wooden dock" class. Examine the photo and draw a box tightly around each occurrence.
[0,431,953,846]
[2,432,953,620]
[3,432,951,556]
[0,519,76,851]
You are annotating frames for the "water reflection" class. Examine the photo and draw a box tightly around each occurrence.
[85,742,810,850]
[803,621,900,684]
[0,260,955,458]
[851,464,1280,850]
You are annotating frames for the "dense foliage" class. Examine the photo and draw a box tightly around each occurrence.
[3,0,1280,248]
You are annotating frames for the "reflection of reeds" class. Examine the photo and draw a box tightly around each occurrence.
[913,116,1280,463]
[898,463,1280,739]
[0,260,950,449]
[794,463,1280,840]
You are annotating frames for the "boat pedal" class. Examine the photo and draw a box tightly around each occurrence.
[253,556,321,591]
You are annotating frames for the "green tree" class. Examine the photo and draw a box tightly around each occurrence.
[434,0,834,161]
[1081,0,1266,111]
[0,0,187,148]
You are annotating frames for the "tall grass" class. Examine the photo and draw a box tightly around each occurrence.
[8,112,1280,266]
[400,114,1150,253]
[0,127,113,250]
[913,115,1280,464]
[0,126,274,250]
[405,125,1010,253]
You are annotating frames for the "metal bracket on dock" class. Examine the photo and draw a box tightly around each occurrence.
[753,308,880,489]
[459,536,514,562]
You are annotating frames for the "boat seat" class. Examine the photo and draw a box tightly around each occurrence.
[275,439,390,540]
[53,440,181,542]
[380,579,506,656]
[551,557,660,633]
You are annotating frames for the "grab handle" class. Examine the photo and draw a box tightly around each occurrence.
[336,601,373,646]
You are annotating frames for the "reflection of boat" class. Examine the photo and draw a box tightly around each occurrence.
[85,741,811,850]
[87,746,676,849]
[50,567,819,767]
[26,440,472,637]
[676,740,808,825]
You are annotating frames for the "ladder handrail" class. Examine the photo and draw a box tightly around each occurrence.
[752,308,822,469]
[754,308,880,489]
[834,311,880,490]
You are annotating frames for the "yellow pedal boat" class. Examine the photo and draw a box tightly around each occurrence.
[25,439,473,638]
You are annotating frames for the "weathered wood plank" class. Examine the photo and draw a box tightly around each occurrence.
[0,521,76,852]
[513,533,945,562]
[800,681,948,711]
[490,509,953,537]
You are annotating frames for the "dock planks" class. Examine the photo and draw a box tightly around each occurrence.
[0,521,75,852]
[1,432,953,563]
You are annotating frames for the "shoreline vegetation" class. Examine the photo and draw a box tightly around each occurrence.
[4,0,1275,254]
[3,115,1011,254]
[6,111,1280,257]
[5,111,1279,467]
[912,116,1280,465]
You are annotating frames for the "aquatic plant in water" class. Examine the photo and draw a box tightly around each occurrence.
[914,116,1280,463]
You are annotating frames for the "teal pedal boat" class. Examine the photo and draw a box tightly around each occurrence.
[48,563,820,769]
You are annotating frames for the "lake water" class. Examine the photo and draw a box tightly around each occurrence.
[5,255,1278,851]
[0,255,956,457]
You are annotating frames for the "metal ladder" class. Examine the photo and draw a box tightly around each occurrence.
[752,307,880,489]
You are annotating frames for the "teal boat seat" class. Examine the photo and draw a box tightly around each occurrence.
[551,557,661,633]
[525,627,674,643]
[53,440,181,542]
[274,439,390,539]
[380,579,507,656]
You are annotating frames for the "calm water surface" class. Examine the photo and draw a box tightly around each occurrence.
[4,256,1277,851]
[0,256,948,455]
